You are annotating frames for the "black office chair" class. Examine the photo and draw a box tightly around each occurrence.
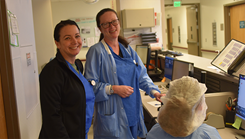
[136,44,162,81]
[146,47,163,82]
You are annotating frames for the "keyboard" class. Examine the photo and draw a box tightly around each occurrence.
[159,50,183,56]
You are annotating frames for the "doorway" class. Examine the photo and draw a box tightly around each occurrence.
[186,5,200,56]
[167,18,173,50]
[224,1,245,45]
[165,3,201,55]
[0,72,8,139]
[0,0,20,138]
[230,4,245,43]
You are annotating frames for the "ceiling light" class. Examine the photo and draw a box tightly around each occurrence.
[82,0,99,4]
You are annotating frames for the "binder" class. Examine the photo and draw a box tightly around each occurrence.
[211,39,245,77]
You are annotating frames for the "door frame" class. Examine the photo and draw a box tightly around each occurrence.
[0,0,21,138]
[167,18,173,50]
[0,72,7,139]
[224,1,245,45]
[165,3,201,56]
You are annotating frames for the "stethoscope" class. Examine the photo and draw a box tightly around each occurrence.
[125,46,138,67]
[101,39,138,67]
[133,60,138,66]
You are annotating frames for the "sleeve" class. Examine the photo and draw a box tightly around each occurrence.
[198,124,222,139]
[204,126,222,139]
[39,64,69,138]
[146,123,165,139]
[84,45,110,102]
[132,48,160,98]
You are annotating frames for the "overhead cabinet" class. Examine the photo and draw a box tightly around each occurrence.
[121,8,155,29]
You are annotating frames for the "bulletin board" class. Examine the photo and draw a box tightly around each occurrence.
[71,17,101,48]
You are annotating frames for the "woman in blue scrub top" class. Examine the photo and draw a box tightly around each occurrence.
[39,20,95,139]
[84,8,165,139]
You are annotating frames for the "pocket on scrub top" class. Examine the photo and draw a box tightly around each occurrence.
[96,112,119,137]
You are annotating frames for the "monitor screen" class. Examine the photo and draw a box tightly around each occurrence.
[164,56,174,81]
[211,39,245,73]
[172,60,194,80]
[236,74,245,129]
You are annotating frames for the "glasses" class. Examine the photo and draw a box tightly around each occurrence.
[100,19,119,29]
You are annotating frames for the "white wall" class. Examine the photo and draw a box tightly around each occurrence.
[165,0,201,5]
[32,0,55,73]
[164,0,241,59]
[120,0,164,50]
[50,0,164,57]
[50,0,111,59]
[200,0,235,51]
[201,51,219,59]
[200,0,238,59]
[6,0,41,138]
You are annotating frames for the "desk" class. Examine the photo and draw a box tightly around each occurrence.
[158,53,239,93]
[141,90,245,139]
[218,128,245,139]
[141,90,158,131]
[140,90,159,118]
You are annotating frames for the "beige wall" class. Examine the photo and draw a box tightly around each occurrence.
[32,0,55,73]
[165,0,201,5]
[165,6,188,48]
[33,0,165,73]
[120,0,165,49]
[50,0,111,60]
[200,0,234,51]
[32,0,111,73]
[164,0,240,60]
[33,0,245,73]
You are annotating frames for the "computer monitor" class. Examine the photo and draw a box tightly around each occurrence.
[136,45,149,64]
[164,57,194,82]
[236,74,245,130]
[172,59,194,80]
[164,56,174,81]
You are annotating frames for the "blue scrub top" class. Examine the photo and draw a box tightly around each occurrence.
[108,43,140,127]
[67,61,95,138]
[146,123,222,139]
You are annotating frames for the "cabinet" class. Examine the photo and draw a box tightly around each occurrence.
[193,67,238,93]
[121,8,155,29]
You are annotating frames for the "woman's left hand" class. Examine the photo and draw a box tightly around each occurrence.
[154,92,166,102]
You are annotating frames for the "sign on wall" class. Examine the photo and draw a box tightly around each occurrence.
[71,17,100,48]
[240,21,245,29]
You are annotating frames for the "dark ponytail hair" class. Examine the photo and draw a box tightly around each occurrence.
[96,8,129,47]
[54,19,80,42]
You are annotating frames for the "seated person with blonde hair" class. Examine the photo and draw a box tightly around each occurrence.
[146,76,222,139]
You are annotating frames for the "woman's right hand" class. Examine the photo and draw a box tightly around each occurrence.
[112,85,134,98]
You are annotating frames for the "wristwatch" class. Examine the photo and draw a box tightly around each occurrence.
[110,85,114,94]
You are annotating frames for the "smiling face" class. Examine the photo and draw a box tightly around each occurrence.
[99,11,120,42]
[55,25,82,63]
